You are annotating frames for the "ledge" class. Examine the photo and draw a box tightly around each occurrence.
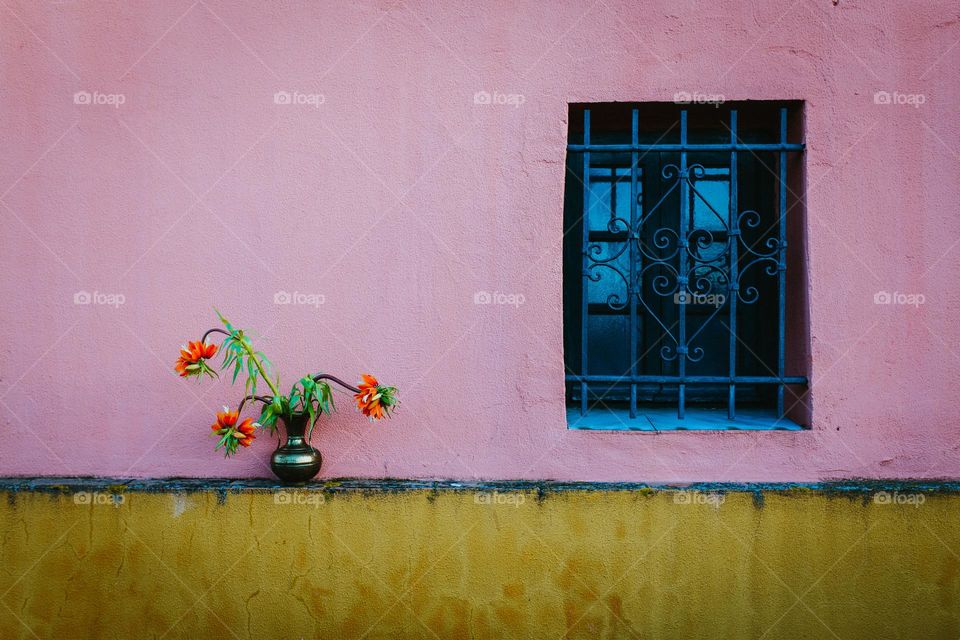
[2,477,960,496]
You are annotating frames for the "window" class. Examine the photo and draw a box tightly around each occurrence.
[563,102,808,430]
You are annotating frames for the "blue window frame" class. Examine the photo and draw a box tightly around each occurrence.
[563,102,808,430]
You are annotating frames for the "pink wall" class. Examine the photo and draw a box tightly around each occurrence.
[1,0,958,482]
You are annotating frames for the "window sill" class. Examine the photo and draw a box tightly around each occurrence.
[566,406,804,431]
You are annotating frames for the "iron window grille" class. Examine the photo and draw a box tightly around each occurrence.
[563,102,808,430]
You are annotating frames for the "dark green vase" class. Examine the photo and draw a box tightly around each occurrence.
[270,412,322,485]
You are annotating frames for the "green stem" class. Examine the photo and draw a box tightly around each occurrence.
[239,337,280,398]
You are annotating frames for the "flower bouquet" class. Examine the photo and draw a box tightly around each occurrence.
[175,311,397,483]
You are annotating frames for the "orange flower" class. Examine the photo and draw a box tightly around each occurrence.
[176,340,218,379]
[211,407,259,455]
[235,418,257,447]
[211,407,239,433]
[354,374,397,421]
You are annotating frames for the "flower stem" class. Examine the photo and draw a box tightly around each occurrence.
[238,394,272,416]
[201,327,230,344]
[312,374,361,394]
[240,338,281,398]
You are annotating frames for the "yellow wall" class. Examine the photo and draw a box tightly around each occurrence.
[1,486,958,639]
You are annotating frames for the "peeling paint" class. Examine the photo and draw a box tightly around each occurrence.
[171,495,190,518]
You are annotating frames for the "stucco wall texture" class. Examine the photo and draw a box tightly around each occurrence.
[1,1,959,482]
[1,486,959,639]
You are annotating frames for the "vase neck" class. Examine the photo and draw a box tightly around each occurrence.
[281,413,310,441]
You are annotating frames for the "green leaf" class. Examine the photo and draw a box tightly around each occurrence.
[320,382,334,413]
[214,308,235,334]
[257,352,273,375]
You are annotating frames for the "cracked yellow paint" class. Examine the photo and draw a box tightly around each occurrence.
[1,489,958,639]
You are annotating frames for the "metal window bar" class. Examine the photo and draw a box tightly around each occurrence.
[677,111,689,419]
[568,105,805,423]
[629,109,639,419]
[777,107,788,418]
[579,110,590,417]
[728,110,738,419]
